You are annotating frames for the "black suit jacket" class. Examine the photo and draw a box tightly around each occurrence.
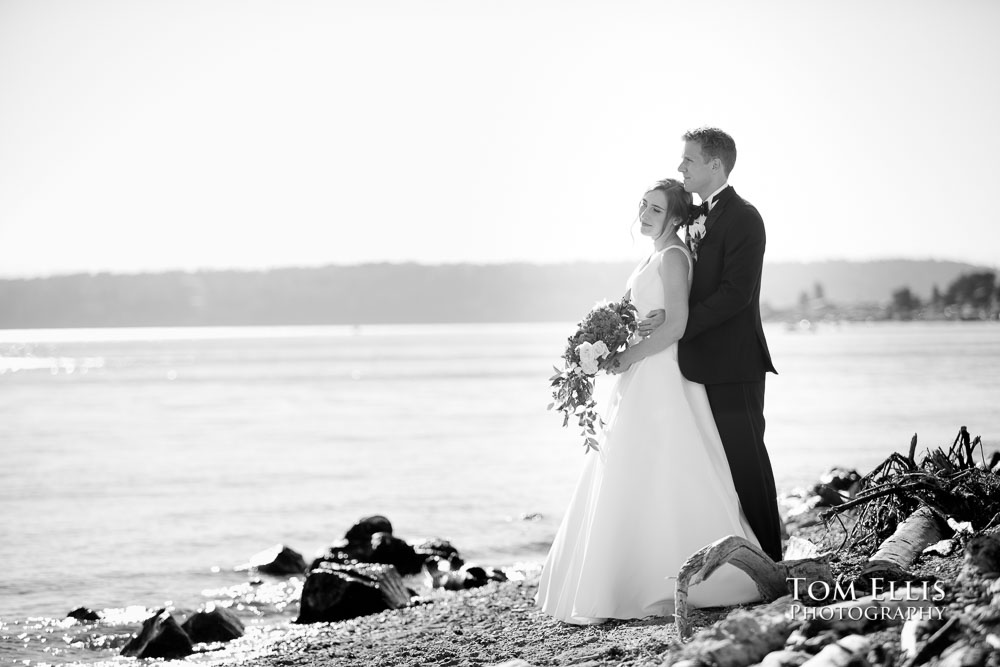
[678,186,777,385]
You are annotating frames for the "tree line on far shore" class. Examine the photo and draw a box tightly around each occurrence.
[1,261,996,329]
[792,271,999,323]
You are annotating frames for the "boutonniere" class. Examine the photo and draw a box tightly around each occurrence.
[685,215,707,260]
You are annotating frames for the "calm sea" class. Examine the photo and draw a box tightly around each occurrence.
[2,321,999,665]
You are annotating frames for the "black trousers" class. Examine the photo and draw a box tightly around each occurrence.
[705,380,783,562]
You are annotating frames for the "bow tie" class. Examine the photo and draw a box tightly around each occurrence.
[691,201,709,219]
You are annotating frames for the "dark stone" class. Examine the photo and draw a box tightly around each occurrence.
[310,539,369,570]
[181,605,244,644]
[246,544,307,576]
[296,563,410,624]
[344,515,393,543]
[310,516,395,569]
[413,538,464,569]
[808,483,845,507]
[311,518,464,579]
[120,609,193,659]
[66,607,101,622]
[370,532,424,575]
[818,467,861,493]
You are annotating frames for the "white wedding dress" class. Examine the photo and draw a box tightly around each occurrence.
[536,244,762,624]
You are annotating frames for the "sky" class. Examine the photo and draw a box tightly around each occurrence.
[1,0,998,278]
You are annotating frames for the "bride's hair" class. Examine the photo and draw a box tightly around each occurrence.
[645,178,694,229]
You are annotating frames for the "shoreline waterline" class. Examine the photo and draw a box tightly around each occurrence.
[4,321,999,664]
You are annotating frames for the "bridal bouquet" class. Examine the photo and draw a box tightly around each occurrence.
[548,297,638,452]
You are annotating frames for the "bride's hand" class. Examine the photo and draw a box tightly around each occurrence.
[637,309,666,338]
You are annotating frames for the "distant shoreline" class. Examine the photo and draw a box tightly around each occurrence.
[1,259,994,329]
[1,318,997,338]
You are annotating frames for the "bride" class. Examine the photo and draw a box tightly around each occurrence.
[536,178,762,624]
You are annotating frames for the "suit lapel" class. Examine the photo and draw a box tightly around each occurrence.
[703,185,736,237]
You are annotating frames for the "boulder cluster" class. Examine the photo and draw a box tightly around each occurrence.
[68,514,504,660]
[298,514,507,623]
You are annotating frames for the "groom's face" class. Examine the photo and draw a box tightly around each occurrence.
[678,141,712,197]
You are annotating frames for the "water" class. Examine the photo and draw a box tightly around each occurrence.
[2,321,999,665]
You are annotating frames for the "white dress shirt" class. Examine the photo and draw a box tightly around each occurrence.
[704,182,730,212]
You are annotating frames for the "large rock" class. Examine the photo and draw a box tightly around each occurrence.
[311,517,466,577]
[246,544,307,576]
[310,516,394,569]
[310,538,372,570]
[181,604,244,644]
[369,532,424,575]
[120,609,193,659]
[345,515,393,542]
[413,538,464,569]
[296,563,410,624]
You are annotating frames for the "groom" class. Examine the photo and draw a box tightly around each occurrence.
[646,127,782,561]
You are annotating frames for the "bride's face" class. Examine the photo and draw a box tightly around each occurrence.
[639,190,670,238]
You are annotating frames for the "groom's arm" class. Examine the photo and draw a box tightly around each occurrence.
[681,207,765,341]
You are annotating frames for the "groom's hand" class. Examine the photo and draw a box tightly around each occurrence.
[637,310,666,338]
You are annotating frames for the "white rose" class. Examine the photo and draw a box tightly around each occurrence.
[576,341,602,376]
[592,340,610,359]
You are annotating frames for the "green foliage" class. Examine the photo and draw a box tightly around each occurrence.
[549,297,638,452]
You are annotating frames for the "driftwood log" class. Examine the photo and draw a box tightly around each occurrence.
[860,503,945,580]
[673,535,833,639]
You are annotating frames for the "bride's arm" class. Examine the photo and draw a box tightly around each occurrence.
[612,252,689,370]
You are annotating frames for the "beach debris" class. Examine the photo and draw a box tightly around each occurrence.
[296,562,411,624]
[66,606,101,622]
[423,559,507,590]
[673,535,832,638]
[923,538,959,557]
[180,603,244,644]
[239,543,307,576]
[823,427,1000,555]
[120,608,194,659]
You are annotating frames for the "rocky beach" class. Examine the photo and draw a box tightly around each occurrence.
[72,428,1000,667]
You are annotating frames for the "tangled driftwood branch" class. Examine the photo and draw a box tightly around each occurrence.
[821,428,1000,556]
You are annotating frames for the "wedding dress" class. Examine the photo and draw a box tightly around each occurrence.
[536,244,762,624]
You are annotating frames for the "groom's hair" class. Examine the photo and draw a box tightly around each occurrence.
[683,127,737,176]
